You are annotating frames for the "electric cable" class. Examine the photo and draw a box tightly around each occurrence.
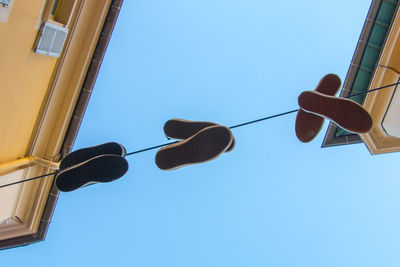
[1,81,399,189]
[0,171,58,189]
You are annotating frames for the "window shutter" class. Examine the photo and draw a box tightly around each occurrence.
[35,21,68,57]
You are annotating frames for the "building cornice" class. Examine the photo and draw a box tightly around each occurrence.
[322,0,399,147]
[0,0,123,250]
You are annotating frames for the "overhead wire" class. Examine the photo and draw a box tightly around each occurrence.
[1,81,399,189]
[0,171,58,189]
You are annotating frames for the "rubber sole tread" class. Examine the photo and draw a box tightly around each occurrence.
[155,125,233,170]
[56,154,129,192]
[298,91,372,134]
[295,74,341,142]
[164,119,235,152]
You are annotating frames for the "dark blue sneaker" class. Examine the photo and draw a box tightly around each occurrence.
[56,154,129,192]
[60,142,126,171]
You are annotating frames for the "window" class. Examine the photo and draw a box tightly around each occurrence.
[0,0,10,8]
[35,21,69,57]
[50,0,76,25]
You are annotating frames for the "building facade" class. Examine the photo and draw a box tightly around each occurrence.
[0,0,122,249]
[323,0,400,154]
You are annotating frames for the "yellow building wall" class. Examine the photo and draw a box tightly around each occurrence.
[361,6,400,154]
[0,0,57,163]
[0,0,112,241]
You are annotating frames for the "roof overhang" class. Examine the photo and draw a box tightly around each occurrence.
[322,0,400,149]
[0,0,123,250]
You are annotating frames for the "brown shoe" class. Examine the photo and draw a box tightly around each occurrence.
[298,90,373,134]
[155,125,233,170]
[163,119,235,152]
[295,74,342,142]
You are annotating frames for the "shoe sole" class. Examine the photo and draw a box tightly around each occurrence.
[163,119,235,152]
[295,74,341,142]
[60,142,126,170]
[56,155,129,192]
[155,125,233,170]
[295,111,325,142]
[298,91,373,134]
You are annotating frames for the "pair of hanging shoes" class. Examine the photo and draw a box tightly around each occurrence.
[295,74,373,142]
[56,142,129,192]
[155,119,235,170]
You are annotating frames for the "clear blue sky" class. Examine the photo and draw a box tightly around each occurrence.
[4,0,400,266]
